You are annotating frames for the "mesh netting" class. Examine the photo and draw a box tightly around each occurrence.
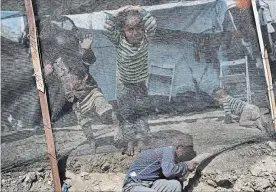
[1,0,276,191]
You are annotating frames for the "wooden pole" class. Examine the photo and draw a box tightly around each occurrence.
[24,0,62,191]
[252,0,276,131]
[264,50,276,129]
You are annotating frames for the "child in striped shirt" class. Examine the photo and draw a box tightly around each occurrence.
[212,88,265,131]
[104,5,157,155]
[41,16,120,153]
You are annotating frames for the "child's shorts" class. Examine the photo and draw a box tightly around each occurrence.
[73,88,114,125]
[116,80,151,121]
[242,104,261,121]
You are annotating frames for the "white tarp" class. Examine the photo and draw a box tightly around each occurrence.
[67,0,236,31]
[1,0,236,42]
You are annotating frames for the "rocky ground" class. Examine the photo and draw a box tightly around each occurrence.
[2,109,276,191]
[2,141,276,192]
[189,141,276,192]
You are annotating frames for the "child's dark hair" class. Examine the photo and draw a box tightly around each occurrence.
[212,87,227,99]
[39,17,81,64]
[116,10,142,30]
[173,134,196,161]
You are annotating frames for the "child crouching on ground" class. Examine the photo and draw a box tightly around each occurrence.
[212,88,265,131]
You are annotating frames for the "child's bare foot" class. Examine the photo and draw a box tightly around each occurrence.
[122,141,134,156]
[137,140,145,152]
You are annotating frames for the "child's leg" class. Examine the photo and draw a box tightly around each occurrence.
[250,106,265,131]
[240,105,263,130]
[133,82,152,153]
[112,111,123,141]
[81,119,96,154]
[80,88,114,123]
[73,103,96,154]
[135,81,151,136]
[79,88,125,147]
[136,116,151,137]
[255,118,265,131]
[239,118,256,127]
[239,107,256,128]
[117,82,136,123]
[117,81,137,155]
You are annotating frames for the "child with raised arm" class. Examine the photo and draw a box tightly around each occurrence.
[41,16,121,153]
[104,5,157,155]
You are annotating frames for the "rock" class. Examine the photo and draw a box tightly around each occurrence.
[253,178,271,192]
[267,141,276,150]
[267,187,276,192]
[25,172,37,184]
[36,171,45,179]
[231,175,238,181]
[80,172,90,180]
[215,174,234,188]
[19,175,26,182]
[1,179,6,185]
[101,163,110,172]
[268,176,275,185]
[215,187,233,192]
[206,179,217,187]
[37,168,45,172]
[240,186,254,192]
[250,166,265,177]
[47,180,52,186]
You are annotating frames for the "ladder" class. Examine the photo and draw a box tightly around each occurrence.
[219,56,252,103]
[148,62,176,102]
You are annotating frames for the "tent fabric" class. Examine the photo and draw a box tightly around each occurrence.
[1,0,231,44]
[67,0,231,33]
[150,0,228,33]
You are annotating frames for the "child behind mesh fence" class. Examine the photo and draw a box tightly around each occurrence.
[212,87,265,131]
[40,16,120,153]
[104,5,157,155]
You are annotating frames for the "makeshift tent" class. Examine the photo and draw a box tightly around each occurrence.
[61,0,266,105]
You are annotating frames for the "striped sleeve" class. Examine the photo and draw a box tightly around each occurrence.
[222,97,232,117]
[104,12,120,46]
[140,9,157,40]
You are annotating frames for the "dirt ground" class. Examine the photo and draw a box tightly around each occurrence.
[2,109,276,191]
[2,142,276,192]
